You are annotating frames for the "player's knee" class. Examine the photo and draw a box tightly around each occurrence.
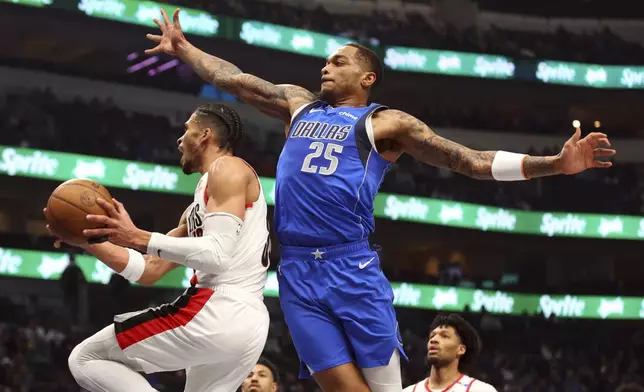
[361,350,403,392]
[67,342,85,380]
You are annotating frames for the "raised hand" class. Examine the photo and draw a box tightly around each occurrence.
[558,128,616,175]
[145,8,187,57]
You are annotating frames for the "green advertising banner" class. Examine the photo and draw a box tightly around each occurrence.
[76,0,220,37]
[383,47,515,80]
[2,145,643,240]
[239,20,353,59]
[1,246,642,320]
[5,0,644,89]
[535,61,644,89]
[0,0,51,7]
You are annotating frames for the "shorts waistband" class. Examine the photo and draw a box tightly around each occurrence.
[193,284,265,310]
[279,240,371,261]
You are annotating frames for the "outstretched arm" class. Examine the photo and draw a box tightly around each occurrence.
[84,157,251,274]
[379,110,615,180]
[146,9,315,122]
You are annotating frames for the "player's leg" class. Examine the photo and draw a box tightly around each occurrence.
[277,258,371,392]
[312,363,371,392]
[67,324,158,392]
[329,250,407,392]
[182,296,269,392]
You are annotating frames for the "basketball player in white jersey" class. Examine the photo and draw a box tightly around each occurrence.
[44,103,272,392]
[404,314,497,392]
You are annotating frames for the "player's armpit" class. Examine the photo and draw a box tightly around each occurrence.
[178,43,314,122]
[383,109,564,180]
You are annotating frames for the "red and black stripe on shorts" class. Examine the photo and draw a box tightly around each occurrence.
[114,287,214,350]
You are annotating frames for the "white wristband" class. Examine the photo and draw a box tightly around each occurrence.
[491,151,528,181]
[119,248,146,282]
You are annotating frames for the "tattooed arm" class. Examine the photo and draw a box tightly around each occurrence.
[145,9,316,122]
[180,44,315,122]
[375,110,615,180]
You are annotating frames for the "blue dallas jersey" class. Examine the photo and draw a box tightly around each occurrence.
[274,100,392,247]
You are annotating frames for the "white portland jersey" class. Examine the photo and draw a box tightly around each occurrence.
[185,166,270,299]
[403,375,497,392]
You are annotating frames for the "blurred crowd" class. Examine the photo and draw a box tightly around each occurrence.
[2,89,642,215]
[0,286,643,392]
[168,0,644,64]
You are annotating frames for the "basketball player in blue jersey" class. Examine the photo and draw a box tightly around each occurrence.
[146,9,616,392]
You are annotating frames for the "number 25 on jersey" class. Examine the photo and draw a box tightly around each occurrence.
[300,142,343,175]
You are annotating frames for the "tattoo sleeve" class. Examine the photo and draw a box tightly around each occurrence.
[394,110,561,180]
[179,44,315,121]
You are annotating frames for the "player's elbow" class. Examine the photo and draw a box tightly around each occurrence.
[184,235,237,274]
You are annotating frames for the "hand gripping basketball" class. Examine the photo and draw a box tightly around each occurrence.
[84,198,141,249]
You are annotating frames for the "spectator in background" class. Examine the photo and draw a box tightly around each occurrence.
[240,357,280,392]
[59,257,86,327]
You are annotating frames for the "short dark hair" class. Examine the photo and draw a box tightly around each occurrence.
[194,103,244,153]
[345,43,384,90]
[257,357,280,385]
[430,313,482,371]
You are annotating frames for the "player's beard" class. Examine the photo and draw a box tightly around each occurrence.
[180,154,195,175]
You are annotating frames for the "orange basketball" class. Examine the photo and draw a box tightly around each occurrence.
[45,179,114,243]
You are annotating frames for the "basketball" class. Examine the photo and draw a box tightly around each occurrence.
[45,179,114,242]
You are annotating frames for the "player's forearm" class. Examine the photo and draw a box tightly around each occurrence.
[81,242,170,285]
[177,41,243,93]
[146,213,241,274]
[464,151,563,180]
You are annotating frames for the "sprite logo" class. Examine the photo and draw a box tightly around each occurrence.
[540,213,587,237]
[240,22,281,46]
[437,54,461,72]
[432,287,458,310]
[585,67,607,86]
[0,248,23,275]
[473,56,515,78]
[122,163,178,191]
[597,297,624,319]
[383,196,429,221]
[92,261,114,284]
[471,290,514,314]
[598,217,623,238]
[135,5,219,35]
[536,62,576,83]
[72,159,106,179]
[638,219,644,238]
[78,0,126,17]
[620,68,644,88]
[38,253,69,279]
[291,34,314,51]
[539,295,585,318]
[475,207,516,231]
[383,48,427,71]
[0,148,59,177]
[439,204,463,224]
[325,38,350,56]
[392,283,422,307]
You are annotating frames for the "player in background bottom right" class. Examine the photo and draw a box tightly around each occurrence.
[404,314,497,392]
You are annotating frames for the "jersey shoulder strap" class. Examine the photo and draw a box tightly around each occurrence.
[287,100,323,138]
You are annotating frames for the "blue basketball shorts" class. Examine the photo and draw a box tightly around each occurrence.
[277,240,407,379]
